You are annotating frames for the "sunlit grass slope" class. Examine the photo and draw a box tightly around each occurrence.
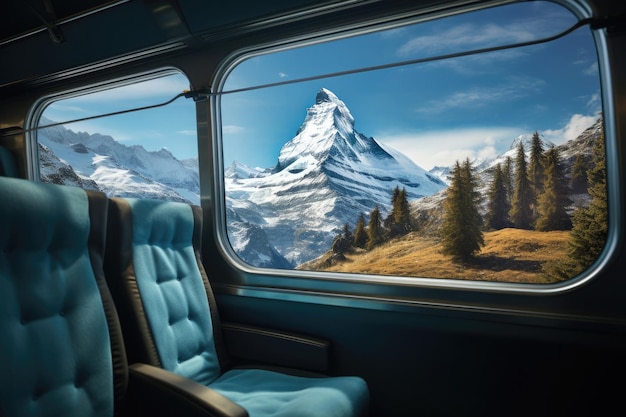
[306,228,571,284]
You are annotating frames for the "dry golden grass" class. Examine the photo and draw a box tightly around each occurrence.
[306,228,571,284]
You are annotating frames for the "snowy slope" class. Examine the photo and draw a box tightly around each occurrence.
[38,118,200,204]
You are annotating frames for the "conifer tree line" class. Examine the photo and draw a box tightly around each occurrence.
[441,130,607,267]
[329,128,607,278]
[548,131,608,278]
[331,186,412,255]
[485,132,573,234]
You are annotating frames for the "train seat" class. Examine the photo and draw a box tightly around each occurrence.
[104,197,369,417]
[0,178,254,417]
[0,177,126,417]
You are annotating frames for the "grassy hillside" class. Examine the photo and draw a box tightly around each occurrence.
[302,228,572,284]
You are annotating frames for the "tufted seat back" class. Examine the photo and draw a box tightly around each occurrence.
[104,197,224,385]
[105,197,370,417]
[0,177,127,417]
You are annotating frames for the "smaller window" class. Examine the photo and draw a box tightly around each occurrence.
[36,71,200,205]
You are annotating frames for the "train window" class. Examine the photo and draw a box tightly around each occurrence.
[216,0,608,286]
[35,70,200,205]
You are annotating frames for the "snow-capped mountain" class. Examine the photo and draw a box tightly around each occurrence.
[37,118,200,204]
[429,165,452,185]
[225,161,271,180]
[226,88,447,267]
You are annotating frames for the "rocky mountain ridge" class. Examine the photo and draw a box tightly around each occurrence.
[224,88,447,267]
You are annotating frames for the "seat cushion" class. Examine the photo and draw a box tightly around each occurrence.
[209,369,369,417]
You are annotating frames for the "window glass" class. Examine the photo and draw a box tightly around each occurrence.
[37,71,200,205]
[222,1,606,284]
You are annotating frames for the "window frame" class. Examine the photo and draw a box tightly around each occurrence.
[209,0,620,296]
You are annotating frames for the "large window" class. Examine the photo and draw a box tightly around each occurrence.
[217,1,607,284]
[36,70,199,205]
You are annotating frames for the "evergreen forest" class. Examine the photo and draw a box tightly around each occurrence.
[314,129,608,283]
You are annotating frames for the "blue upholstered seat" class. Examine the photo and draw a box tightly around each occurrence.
[104,197,369,417]
[1,178,251,417]
[0,177,123,417]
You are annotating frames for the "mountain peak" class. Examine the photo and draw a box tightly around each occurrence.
[309,88,354,128]
[308,88,354,128]
[278,88,358,170]
[275,88,443,191]
[315,88,340,104]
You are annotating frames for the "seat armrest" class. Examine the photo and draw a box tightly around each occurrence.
[127,363,248,417]
[221,322,330,373]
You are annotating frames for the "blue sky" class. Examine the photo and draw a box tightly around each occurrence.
[42,1,601,171]
[41,74,197,159]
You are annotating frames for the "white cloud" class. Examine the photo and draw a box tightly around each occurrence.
[67,74,189,103]
[419,49,528,75]
[396,11,568,58]
[177,130,196,135]
[44,104,88,117]
[397,23,538,56]
[583,62,598,76]
[377,127,521,170]
[477,145,498,161]
[222,125,246,134]
[415,77,544,114]
[378,112,597,171]
[278,72,288,78]
[542,113,599,145]
[586,93,600,109]
[42,74,192,130]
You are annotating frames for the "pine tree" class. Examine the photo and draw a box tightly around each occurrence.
[570,154,588,194]
[391,186,401,207]
[486,163,511,230]
[568,131,608,273]
[509,141,534,229]
[331,223,354,255]
[342,223,353,242]
[384,187,400,231]
[366,206,384,250]
[528,131,545,196]
[353,214,367,249]
[440,159,484,260]
[398,188,411,231]
[502,156,514,201]
[389,186,411,237]
[331,234,350,255]
[535,147,572,231]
